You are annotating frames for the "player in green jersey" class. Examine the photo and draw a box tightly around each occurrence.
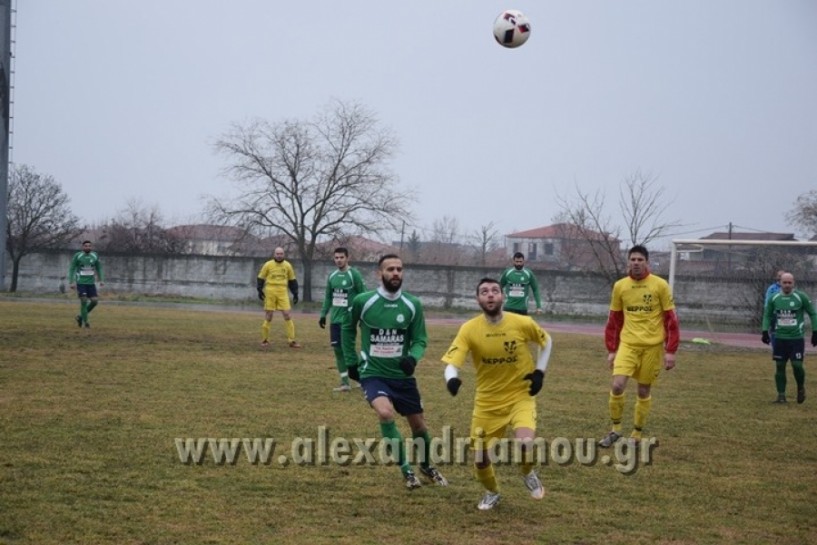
[318,247,366,393]
[68,240,104,328]
[341,254,448,490]
[761,272,817,404]
[499,252,542,315]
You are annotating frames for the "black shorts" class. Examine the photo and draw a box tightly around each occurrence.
[772,338,805,363]
[77,284,98,298]
[329,323,341,347]
[360,376,423,417]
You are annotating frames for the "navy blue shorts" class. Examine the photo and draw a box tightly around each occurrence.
[360,376,424,416]
[77,284,98,298]
[329,323,341,347]
[773,338,805,363]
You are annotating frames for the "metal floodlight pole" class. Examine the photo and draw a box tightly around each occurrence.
[0,0,11,292]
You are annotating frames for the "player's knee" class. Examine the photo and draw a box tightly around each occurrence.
[374,406,396,421]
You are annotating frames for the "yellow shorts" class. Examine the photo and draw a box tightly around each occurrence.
[613,343,663,385]
[470,397,537,450]
[263,288,291,311]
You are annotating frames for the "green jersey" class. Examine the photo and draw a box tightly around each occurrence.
[762,289,817,340]
[341,288,428,380]
[319,267,366,325]
[68,251,103,285]
[499,266,542,313]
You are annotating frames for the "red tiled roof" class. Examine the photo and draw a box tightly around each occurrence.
[506,222,616,242]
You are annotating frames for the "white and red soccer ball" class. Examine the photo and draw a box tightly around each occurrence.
[493,9,531,49]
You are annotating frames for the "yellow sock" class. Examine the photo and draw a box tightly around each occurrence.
[632,396,652,438]
[475,465,499,493]
[609,392,625,433]
[520,442,535,476]
[261,320,271,342]
[285,319,295,343]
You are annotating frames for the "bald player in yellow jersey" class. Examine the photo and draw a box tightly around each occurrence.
[256,247,302,348]
[442,277,553,511]
[600,244,679,448]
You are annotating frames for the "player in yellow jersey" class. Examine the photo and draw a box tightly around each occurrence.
[600,245,679,448]
[256,247,302,348]
[442,277,552,511]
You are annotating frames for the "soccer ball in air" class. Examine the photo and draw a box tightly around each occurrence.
[493,9,531,48]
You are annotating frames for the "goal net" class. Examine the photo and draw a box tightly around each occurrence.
[668,239,817,331]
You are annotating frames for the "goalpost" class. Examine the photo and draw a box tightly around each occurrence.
[667,238,817,332]
[669,239,817,289]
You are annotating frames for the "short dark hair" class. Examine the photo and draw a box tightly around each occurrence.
[82,240,92,245]
[476,277,500,295]
[513,252,525,259]
[378,253,400,266]
[333,247,348,257]
[628,245,649,261]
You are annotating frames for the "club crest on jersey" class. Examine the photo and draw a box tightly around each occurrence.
[504,340,517,354]
[627,293,653,312]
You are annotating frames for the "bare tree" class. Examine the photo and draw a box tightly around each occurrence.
[405,229,422,262]
[425,216,462,264]
[5,164,81,292]
[471,221,500,267]
[556,170,682,284]
[619,170,683,245]
[789,190,817,238]
[97,199,184,254]
[210,99,414,301]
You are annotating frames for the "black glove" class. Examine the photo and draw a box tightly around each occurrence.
[257,289,265,301]
[318,316,326,329]
[524,370,544,396]
[288,279,299,305]
[761,331,770,345]
[812,331,817,347]
[399,356,417,376]
[347,365,360,382]
[446,377,462,397]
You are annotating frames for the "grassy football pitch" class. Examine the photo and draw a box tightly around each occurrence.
[0,299,815,545]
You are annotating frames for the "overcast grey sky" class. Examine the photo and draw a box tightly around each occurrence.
[12,1,817,247]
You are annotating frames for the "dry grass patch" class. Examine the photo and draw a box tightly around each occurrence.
[1,299,815,544]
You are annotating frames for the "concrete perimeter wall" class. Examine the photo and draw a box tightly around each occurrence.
[9,251,815,329]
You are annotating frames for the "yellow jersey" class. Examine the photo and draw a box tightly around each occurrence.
[257,259,296,289]
[609,273,675,347]
[442,312,550,409]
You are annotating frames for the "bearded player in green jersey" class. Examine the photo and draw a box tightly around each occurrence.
[319,247,366,393]
[499,252,542,315]
[762,272,817,404]
[68,240,104,328]
[341,254,448,490]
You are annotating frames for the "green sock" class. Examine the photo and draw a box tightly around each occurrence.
[791,360,805,388]
[87,300,98,314]
[334,346,348,385]
[379,421,409,475]
[775,361,787,395]
[80,300,89,323]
